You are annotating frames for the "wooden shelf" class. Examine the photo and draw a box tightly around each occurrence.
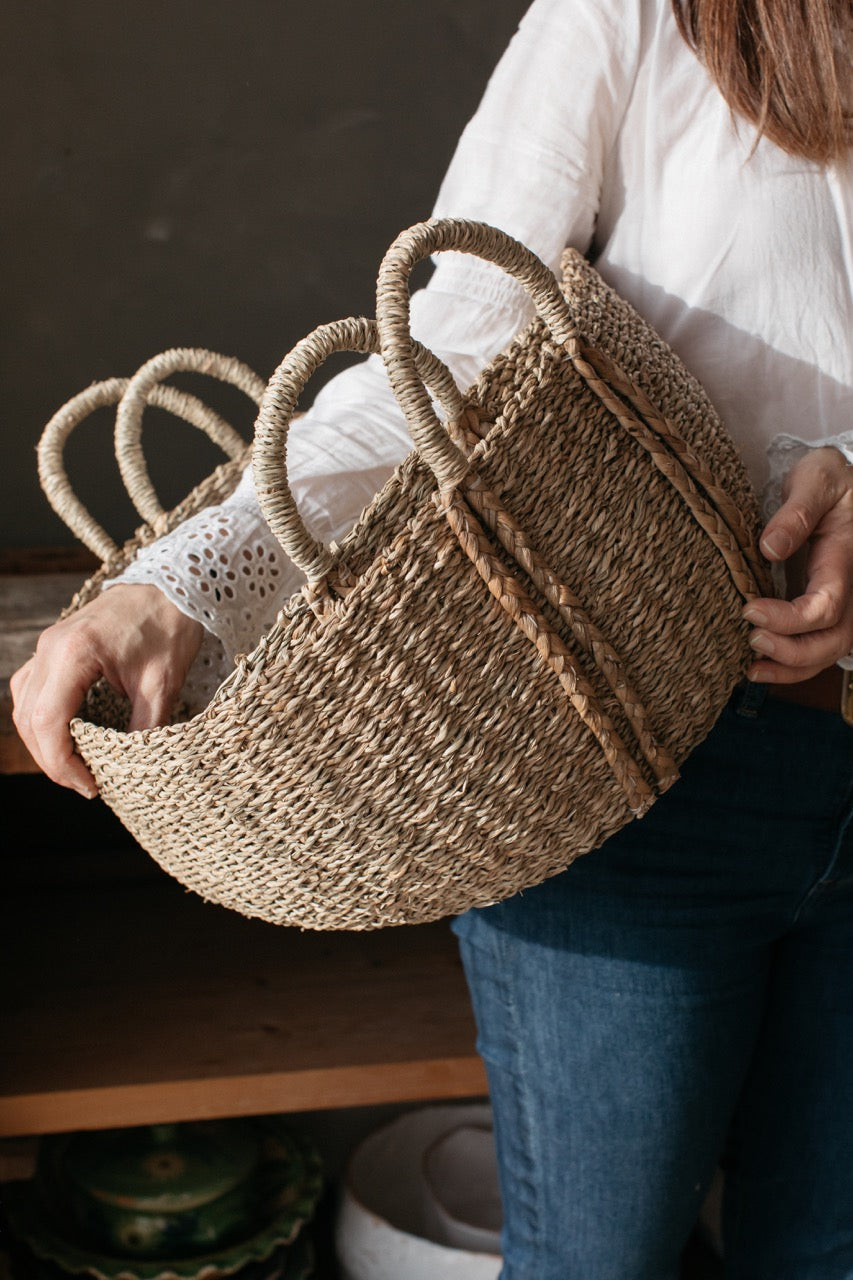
[0,831,485,1136]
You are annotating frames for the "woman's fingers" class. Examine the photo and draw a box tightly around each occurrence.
[746,622,850,681]
[10,653,100,794]
[124,646,197,732]
[758,446,850,562]
[9,584,204,794]
[744,446,853,681]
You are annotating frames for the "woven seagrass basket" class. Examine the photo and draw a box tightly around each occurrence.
[37,218,772,930]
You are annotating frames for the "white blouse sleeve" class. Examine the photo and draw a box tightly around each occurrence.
[107,0,646,704]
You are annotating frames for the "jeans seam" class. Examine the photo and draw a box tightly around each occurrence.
[488,931,544,1279]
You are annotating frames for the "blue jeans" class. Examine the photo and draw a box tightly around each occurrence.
[452,684,853,1280]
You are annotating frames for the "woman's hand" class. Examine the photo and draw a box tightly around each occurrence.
[743,446,853,683]
[10,584,204,797]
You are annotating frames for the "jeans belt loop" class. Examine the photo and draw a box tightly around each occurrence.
[733,679,767,719]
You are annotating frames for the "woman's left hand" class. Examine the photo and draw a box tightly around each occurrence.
[743,445,853,683]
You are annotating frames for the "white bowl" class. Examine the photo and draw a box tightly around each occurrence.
[334,1105,502,1280]
[421,1123,502,1255]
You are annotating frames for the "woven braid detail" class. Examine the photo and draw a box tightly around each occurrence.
[577,343,770,592]
[571,343,770,604]
[460,472,679,792]
[437,487,656,817]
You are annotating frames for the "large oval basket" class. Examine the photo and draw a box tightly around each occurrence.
[38,219,771,930]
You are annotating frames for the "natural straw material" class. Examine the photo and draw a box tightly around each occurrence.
[38,219,772,930]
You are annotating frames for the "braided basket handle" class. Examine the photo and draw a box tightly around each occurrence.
[374,217,769,605]
[375,218,580,492]
[252,316,466,584]
[114,348,266,524]
[38,367,260,561]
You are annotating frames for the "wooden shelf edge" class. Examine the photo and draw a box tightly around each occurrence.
[0,1057,488,1137]
[0,549,99,576]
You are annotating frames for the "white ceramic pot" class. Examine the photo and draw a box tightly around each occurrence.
[421,1123,502,1255]
[335,1105,502,1280]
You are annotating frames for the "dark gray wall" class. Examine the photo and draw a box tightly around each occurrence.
[2,0,528,550]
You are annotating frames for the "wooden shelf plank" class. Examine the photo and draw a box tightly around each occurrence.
[0,1059,487,1138]
[1,872,485,1137]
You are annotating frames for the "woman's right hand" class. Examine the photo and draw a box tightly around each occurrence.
[10,583,204,797]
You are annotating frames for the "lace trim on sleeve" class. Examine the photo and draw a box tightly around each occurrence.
[107,469,296,713]
[113,465,298,663]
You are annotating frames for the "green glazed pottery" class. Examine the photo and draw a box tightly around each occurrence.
[51,1121,261,1258]
[0,1115,323,1280]
[21,1232,315,1280]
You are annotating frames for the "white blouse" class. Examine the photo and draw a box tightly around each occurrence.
[113,0,853,707]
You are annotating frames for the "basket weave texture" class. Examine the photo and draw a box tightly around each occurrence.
[39,219,771,930]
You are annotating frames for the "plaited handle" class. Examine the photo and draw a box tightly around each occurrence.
[376,218,770,604]
[375,218,579,493]
[38,375,257,561]
[252,315,465,584]
[114,348,266,524]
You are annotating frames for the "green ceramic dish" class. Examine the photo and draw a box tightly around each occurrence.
[21,1234,315,1280]
[1,1117,323,1280]
[46,1121,263,1258]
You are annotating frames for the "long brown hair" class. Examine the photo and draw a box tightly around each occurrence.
[672,0,851,163]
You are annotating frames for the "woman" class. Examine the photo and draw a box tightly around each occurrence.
[12,0,853,1274]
